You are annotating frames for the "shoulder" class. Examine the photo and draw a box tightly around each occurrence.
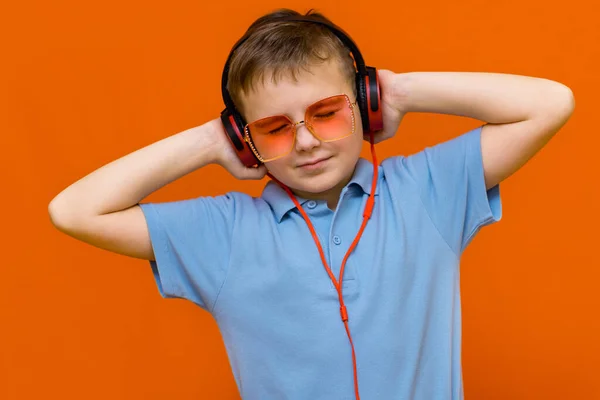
[381,126,483,183]
[139,189,273,229]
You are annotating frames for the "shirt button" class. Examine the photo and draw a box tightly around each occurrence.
[307,201,317,209]
[333,235,341,245]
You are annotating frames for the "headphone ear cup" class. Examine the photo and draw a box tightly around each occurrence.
[220,108,261,167]
[364,67,383,133]
[355,72,370,133]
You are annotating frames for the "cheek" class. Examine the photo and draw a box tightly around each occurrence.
[264,158,287,176]
[343,129,364,155]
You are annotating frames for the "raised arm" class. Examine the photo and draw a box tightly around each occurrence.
[48,118,266,260]
[377,70,575,189]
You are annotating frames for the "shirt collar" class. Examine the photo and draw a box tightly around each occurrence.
[261,157,382,223]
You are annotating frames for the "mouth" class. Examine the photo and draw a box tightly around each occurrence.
[297,156,332,170]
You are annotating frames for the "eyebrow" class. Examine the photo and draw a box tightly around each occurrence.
[250,93,347,123]
[253,117,288,128]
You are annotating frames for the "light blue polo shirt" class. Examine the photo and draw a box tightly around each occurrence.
[139,126,502,399]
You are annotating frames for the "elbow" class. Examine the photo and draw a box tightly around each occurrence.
[48,197,66,229]
[559,83,575,118]
[537,82,575,135]
[48,195,78,231]
[551,83,575,124]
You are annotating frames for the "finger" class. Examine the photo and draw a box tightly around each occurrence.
[239,164,267,180]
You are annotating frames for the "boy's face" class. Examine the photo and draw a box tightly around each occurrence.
[239,60,363,205]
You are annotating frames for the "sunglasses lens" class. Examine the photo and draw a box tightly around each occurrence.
[306,95,354,141]
[245,95,355,161]
[247,115,294,161]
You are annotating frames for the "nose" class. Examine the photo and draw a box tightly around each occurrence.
[294,122,321,152]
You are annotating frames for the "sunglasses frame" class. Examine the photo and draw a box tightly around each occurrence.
[243,94,358,163]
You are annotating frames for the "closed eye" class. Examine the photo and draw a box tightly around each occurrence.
[313,110,337,119]
[268,125,287,134]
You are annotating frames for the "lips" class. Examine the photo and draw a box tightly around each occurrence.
[297,156,331,168]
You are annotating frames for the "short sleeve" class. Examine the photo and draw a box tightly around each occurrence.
[138,193,238,311]
[394,126,502,256]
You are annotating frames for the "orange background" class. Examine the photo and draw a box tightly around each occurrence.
[1,0,598,399]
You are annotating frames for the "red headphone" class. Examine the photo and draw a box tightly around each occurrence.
[219,15,383,167]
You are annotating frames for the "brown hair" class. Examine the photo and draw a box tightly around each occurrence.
[226,8,357,118]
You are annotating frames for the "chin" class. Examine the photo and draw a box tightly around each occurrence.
[292,168,352,195]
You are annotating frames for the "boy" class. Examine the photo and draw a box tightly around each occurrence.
[48,8,574,400]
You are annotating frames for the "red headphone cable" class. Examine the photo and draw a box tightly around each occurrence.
[267,133,378,400]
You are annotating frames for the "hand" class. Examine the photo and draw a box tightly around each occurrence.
[209,118,268,180]
[363,69,407,144]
